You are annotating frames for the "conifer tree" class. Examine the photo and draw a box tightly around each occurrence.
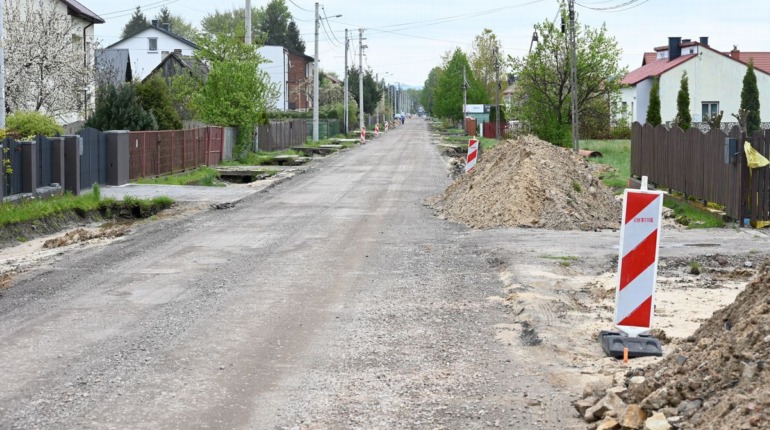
[741,59,761,134]
[646,77,661,126]
[121,6,148,38]
[674,71,692,130]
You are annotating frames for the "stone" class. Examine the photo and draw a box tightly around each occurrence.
[607,386,627,397]
[585,392,627,423]
[643,412,672,430]
[628,376,646,390]
[677,399,703,419]
[584,379,613,399]
[620,404,648,429]
[596,418,620,430]
[573,396,598,416]
[641,387,670,411]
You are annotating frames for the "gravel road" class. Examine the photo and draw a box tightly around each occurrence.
[1,119,768,429]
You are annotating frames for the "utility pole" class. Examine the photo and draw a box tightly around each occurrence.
[344,29,349,135]
[244,0,252,44]
[375,73,379,125]
[312,2,320,141]
[462,66,468,131]
[358,28,364,131]
[494,46,500,141]
[568,0,580,152]
[0,0,5,128]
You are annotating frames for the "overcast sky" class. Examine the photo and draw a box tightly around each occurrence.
[78,0,767,88]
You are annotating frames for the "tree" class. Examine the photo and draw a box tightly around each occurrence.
[646,77,661,126]
[155,6,198,40]
[674,71,691,130]
[189,29,278,156]
[286,20,305,53]
[741,59,761,134]
[348,68,383,115]
[202,7,265,38]
[137,74,183,130]
[434,48,487,122]
[421,67,443,116]
[4,0,96,120]
[122,6,148,38]
[86,83,157,131]
[510,10,626,146]
[469,29,504,103]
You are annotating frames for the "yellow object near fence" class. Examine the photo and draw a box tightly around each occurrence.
[744,141,770,228]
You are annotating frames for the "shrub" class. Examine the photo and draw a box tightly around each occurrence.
[86,83,157,131]
[5,111,63,139]
[137,74,183,130]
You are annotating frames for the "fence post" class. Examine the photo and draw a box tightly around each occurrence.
[105,130,129,186]
[20,141,37,194]
[0,143,4,199]
[50,137,65,187]
[63,135,82,195]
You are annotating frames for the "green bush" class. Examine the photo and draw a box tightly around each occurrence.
[5,111,64,139]
[137,74,183,130]
[86,83,158,131]
[610,124,631,139]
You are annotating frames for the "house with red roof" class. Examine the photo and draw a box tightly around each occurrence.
[620,37,770,129]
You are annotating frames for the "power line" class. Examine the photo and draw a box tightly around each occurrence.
[98,0,179,18]
[321,6,343,45]
[576,0,649,11]
[287,0,313,13]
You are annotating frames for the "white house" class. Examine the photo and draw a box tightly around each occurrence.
[620,37,770,128]
[105,20,196,80]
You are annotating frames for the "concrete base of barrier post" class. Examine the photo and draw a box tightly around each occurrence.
[63,135,82,195]
[599,330,663,359]
[50,137,65,187]
[21,141,37,194]
[105,130,130,185]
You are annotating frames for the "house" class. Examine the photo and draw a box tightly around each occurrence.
[257,45,314,111]
[620,37,770,128]
[105,20,197,80]
[144,50,209,83]
[94,49,132,86]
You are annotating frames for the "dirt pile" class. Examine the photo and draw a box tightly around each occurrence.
[431,136,621,230]
[42,225,129,249]
[576,263,770,429]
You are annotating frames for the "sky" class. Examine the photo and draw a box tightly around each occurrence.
[78,0,769,89]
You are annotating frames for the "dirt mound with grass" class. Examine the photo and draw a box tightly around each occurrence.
[431,135,621,230]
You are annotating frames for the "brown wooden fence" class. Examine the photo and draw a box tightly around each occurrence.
[630,122,770,222]
[128,127,224,180]
[257,120,307,152]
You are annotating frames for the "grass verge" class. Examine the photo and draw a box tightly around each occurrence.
[580,139,631,190]
[134,167,224,187]
[664,195,725,228]
[222,150,303,166]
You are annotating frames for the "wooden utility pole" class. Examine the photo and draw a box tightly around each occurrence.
[569,0,580,152]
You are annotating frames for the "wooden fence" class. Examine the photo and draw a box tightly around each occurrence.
[257,119,307,152]
[630,122,770,223]
[128,127,223,180]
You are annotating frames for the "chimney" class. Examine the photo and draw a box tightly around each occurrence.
[162,22,170,32]
[668,37,682,61]
[151,19,159,27]
[174,49,182,55]
[731,45,740,61]
[699,36,709,46]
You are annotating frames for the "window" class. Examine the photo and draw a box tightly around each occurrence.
[702,102,719,121]
[148,38,158,52]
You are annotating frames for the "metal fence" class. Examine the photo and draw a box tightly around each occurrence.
[303,119,340,141]
[128,127,224,180]
[630,122,763,221]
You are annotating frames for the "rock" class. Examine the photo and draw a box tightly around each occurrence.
[715,255,728,266]
[585,392,627,423]
[644,412,672,430]
[667,416,683,426]
[677,399,703,419]
[641,387,670,411]
[607,386,627,397]
[658,407,678,418]
[620,404,648,429]
[626,377,657,404]
[584,379,613,399]
[741,361,757,384]
[573,396,598,416]
[744,261,753,268]
[596,418,620,430]
[628,376,646,390]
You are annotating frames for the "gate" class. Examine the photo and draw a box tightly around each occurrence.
[79,127,108,190]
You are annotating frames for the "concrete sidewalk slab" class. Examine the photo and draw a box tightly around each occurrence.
[98,184,258,204]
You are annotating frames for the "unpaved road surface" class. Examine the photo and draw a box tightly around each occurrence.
[1,119,769,429]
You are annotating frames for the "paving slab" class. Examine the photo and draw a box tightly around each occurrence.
[97,184,259,204]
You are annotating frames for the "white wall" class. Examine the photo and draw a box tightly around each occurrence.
[658,48,770,124]
[107,28,195,80]
[257,46,288,111]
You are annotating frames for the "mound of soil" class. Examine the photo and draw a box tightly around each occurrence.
[619,263,770,429]
[431,136,621,230]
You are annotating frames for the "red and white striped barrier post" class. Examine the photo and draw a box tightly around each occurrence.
[360,126,366,144]
[465,137,479,173]
[385,121,389,132]
[614,178,663,336]
[375,123,380,137]
[601,176,664,358]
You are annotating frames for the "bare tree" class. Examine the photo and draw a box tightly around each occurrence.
[3,0,97,121]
